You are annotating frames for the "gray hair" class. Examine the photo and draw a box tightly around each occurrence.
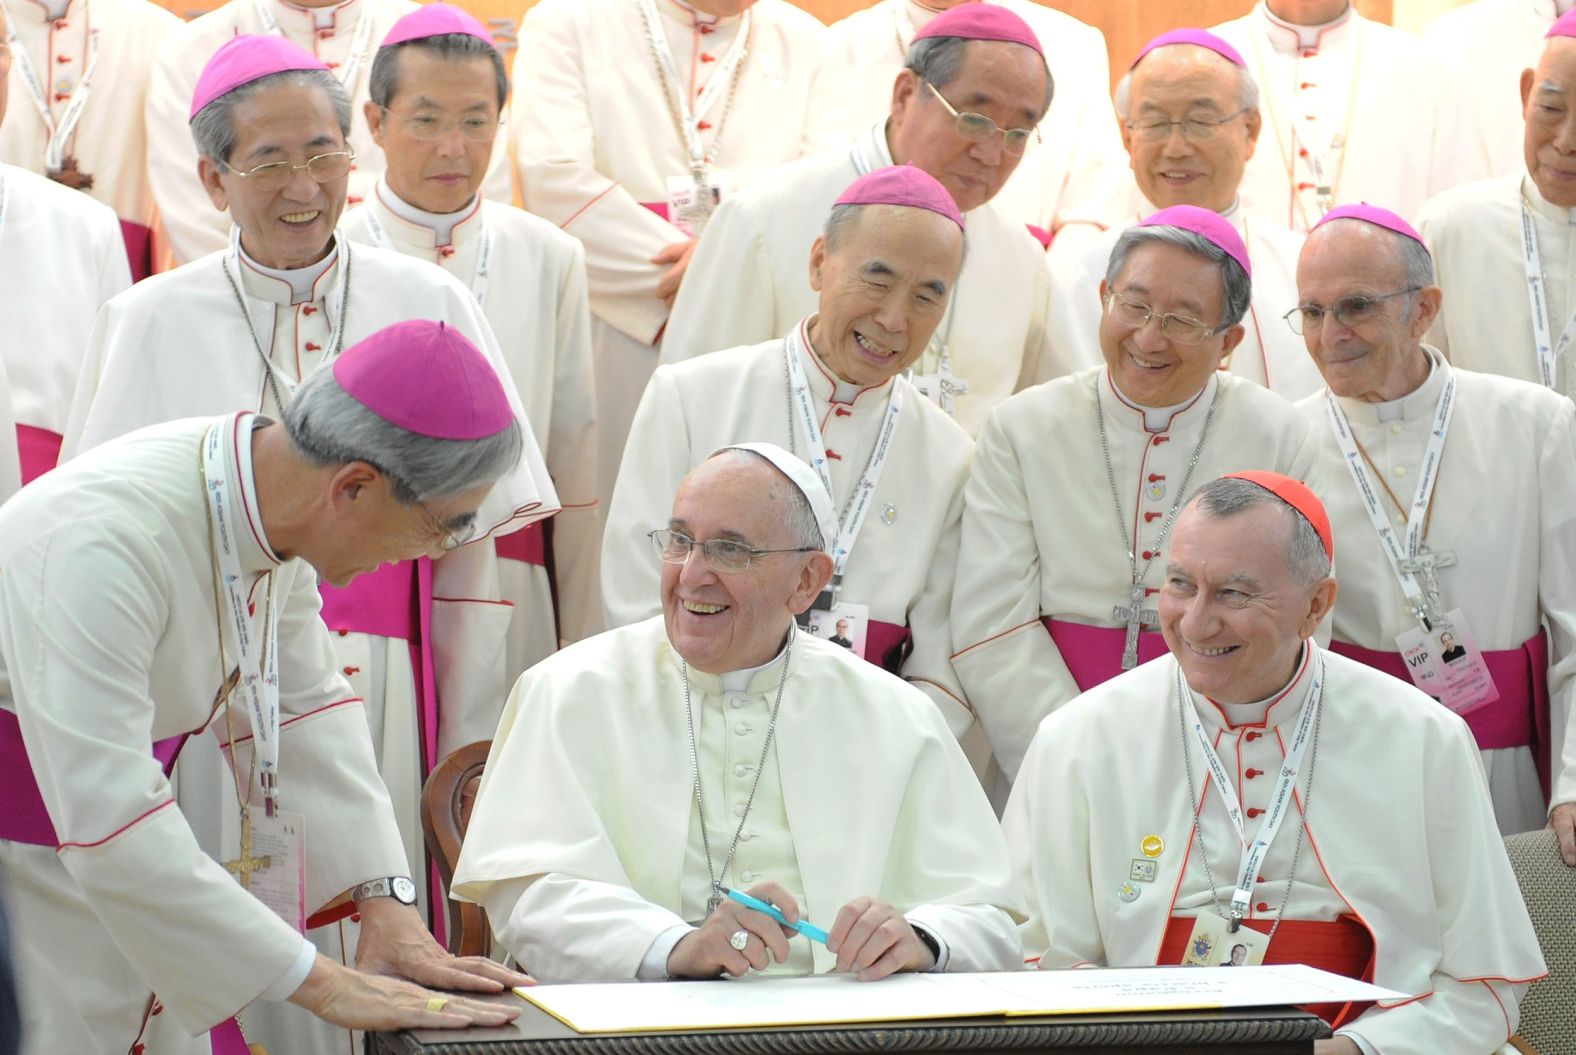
[708,448,825,552]
[1104,224,1252,328]
[283,366,523,504]
[191,69,352,164]
[1190,476,1331,584]
[904,33,1054,118]
[821,201,969,263]
[1113,50,1259,119]
[369,33,509,112]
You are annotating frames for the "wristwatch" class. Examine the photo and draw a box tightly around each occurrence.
[351,876,417,906]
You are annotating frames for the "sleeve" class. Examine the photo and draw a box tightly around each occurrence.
[94,208,135,305]
[900,478,976,740]
[1013,249,1073,391]
[145,34,232,265]
[660,194,780,364]
[1042,238,1109,376]
[949,410,1083,779]
[1538,398,1576,810]
[798,37,863,157]
[59,291,132,462]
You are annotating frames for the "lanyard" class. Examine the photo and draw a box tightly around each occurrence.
[202,416,281,814]
[361,203,495,309]
[2,0,102,173]
[1180,655,1324,926]
[253,0,376,95]
[637,0,751,174]
[1324,370,1455,626]
[1518,199,1574,391]
[783,321,903,580]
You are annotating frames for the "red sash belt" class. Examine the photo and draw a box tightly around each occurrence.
[864,619,912,676]
[1159,914,1376,1028]
[1043,617,1168,693]
[119,218,154,284]
[492,521,547,566]
[639,201,670,221]
[15,424,63,485]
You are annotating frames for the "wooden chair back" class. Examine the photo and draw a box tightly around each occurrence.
[420,740,493,958]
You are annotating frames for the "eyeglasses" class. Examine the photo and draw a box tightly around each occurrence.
[923,81,1040,157]
[1102,291,1223,345]
[1127,108,1250,143]
[417,500,478,552]
[649,528,816,573]
[378,105,499,144]
[1283,288,1422,335]
[224,149,357,192]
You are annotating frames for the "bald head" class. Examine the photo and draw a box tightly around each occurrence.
[1523,35,1576,207]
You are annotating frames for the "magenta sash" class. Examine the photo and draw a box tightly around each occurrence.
[1043,617,1168,693]
[15,424,63,485]
[493,521,547,566]
[119,218,154,283]
[1026,223,1052,249]
[639,201,670,221]
[864,619,913,675]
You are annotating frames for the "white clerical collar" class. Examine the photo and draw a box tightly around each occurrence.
[271,0,359,33]
[683,630,795,696]
[237,235,340,307]
[1522,171,1576,227]
[1191,641,1315,732]
[16,0,77,23]
[230,413,283,572]
[718,635,793,694]
[797,316,894,406]
[1107,371,1214,433]
[1337,345,1444,425]
[661,0,739,29]
[1258,1,1355,54]
[374,178,483,249]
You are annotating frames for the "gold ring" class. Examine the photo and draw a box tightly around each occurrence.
[426,996,450,1013]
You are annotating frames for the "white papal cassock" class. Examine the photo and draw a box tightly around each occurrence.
[1426,0,1568,182]
[1418,173,1576,395]
[664,123,1064,437]
[953,368,1318,781]
[0,162,129,483]
[0,0,179,279]
[59,235,557,1054]
[801,0,1126,239]
[511,0,825,505]
[1045,195,1322,399]
[1299,353,1576,834]
[342,180,603,675]
[144,0,512,266]
[1210,3,1466,232]
[605,322,976,738]
[1004,646,1545,1055]
[0,415,409,1055]
[451,617,1023,981]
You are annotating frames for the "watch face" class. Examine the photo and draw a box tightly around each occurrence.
[392,876,418,904]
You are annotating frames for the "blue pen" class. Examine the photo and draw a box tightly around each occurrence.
[723,887,830,945]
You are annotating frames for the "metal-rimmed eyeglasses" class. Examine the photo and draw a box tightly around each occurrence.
[378,105,500,144]
[223,149,357,192]
[1126,108,1250,143]
[416,500,478,552]
[649,528,816,573]
[1102,291,1225,345]
[1283,287,1422,335]
[923,81,1040,157]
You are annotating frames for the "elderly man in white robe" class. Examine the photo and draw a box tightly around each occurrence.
[0,0,177,279]
[665,3,1061,437]
[454,442,1022,981]
[0,322,536,1055]
[953,206,1318,786]
[1208,1,1465,232]
[1418,12,1576,396]
[1005,472,1546,1055]
[606,166,976,738]
[341,4,601,671]
[511,0,825,510]
[144,0,511,266]
[1046,29,1320,399]
[803,0,1124,241]
[1290,203,1576,858]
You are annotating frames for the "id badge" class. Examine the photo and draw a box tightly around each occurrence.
[665,172,728,237]
[245,807,307,933]
[1180,915,1268,967]
[1396,612,1499,717]
[805,601,871,659]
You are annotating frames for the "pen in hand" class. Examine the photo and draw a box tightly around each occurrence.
[723,887,830,945]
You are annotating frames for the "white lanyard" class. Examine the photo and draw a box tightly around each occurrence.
[202,416,281,813]
[1518,199,1575,391]
[2,0,102,173]
[253,0,376,95]
[784,321,903,579]
[1180,654,1324,926]
[1324,370,1455,625]
[637,0,751,172]
[361,205,495,309]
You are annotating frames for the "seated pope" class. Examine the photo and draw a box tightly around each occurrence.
[1004,473,1545,1055]
[453,443,1023,981]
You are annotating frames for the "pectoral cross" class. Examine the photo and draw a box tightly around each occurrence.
[1113,582,1158,671]
[222,809,272,892]
[1398,547,1457,627]
[47,156,94,192]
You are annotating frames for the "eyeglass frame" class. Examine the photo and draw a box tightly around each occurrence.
[1282,287,1423,336]
[648,528,817,572]
[375,103,501,144]
[922,80,1041,156]
[1102,289,1227,345]
[221,148,358,189]
[1125,107,1251,144]
[415,499,479,553]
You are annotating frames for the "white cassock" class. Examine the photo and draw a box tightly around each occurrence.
[511,0,825,506]
[0,162,130,483]
[604,322,975,737]
[143,0,513,266]
[0,352,20,505]
[61,235,557,1055]
[1298,352,1576,834]
[0,0,179,279]
[1044,194,1322,399]
[1004,646,1546,1055]
[1419,172,1576,396]
[0,415,409,1055]
[664,122,1065,437]
[342,181,602,675]
[1425,0,1566,183]
[1210,3,1465,232]
[952,367,1319,781]
[800,0,1127,239]
[451,617,1023,981]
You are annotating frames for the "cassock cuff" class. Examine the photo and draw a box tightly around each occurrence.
[261,937,318,1001]
[638,923,695,980]
[907,920,950,972]
[1338,1028,1378,1055]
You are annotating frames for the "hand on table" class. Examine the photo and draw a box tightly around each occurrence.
[353,894,533,993]
[667,881,800,979]
[827,896,935,982]
[288,953,519,1032]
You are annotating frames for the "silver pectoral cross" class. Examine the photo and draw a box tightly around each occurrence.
[1398,548,1457,627]
[1113,583,1158,670]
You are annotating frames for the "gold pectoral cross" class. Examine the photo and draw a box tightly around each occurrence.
[223,810,272,891]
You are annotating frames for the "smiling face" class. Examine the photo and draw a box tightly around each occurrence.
[367,47,500,215]
[198,79,349,270]
[1160,501,1335,706]
[1522,38,1576,208]
[1123,46,1259,214]
[805,203,964,387]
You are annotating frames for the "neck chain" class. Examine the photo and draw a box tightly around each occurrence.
[781,333,869,525]
[223,242,354,413]
[683,629,794,915]
[639,0,751,175]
